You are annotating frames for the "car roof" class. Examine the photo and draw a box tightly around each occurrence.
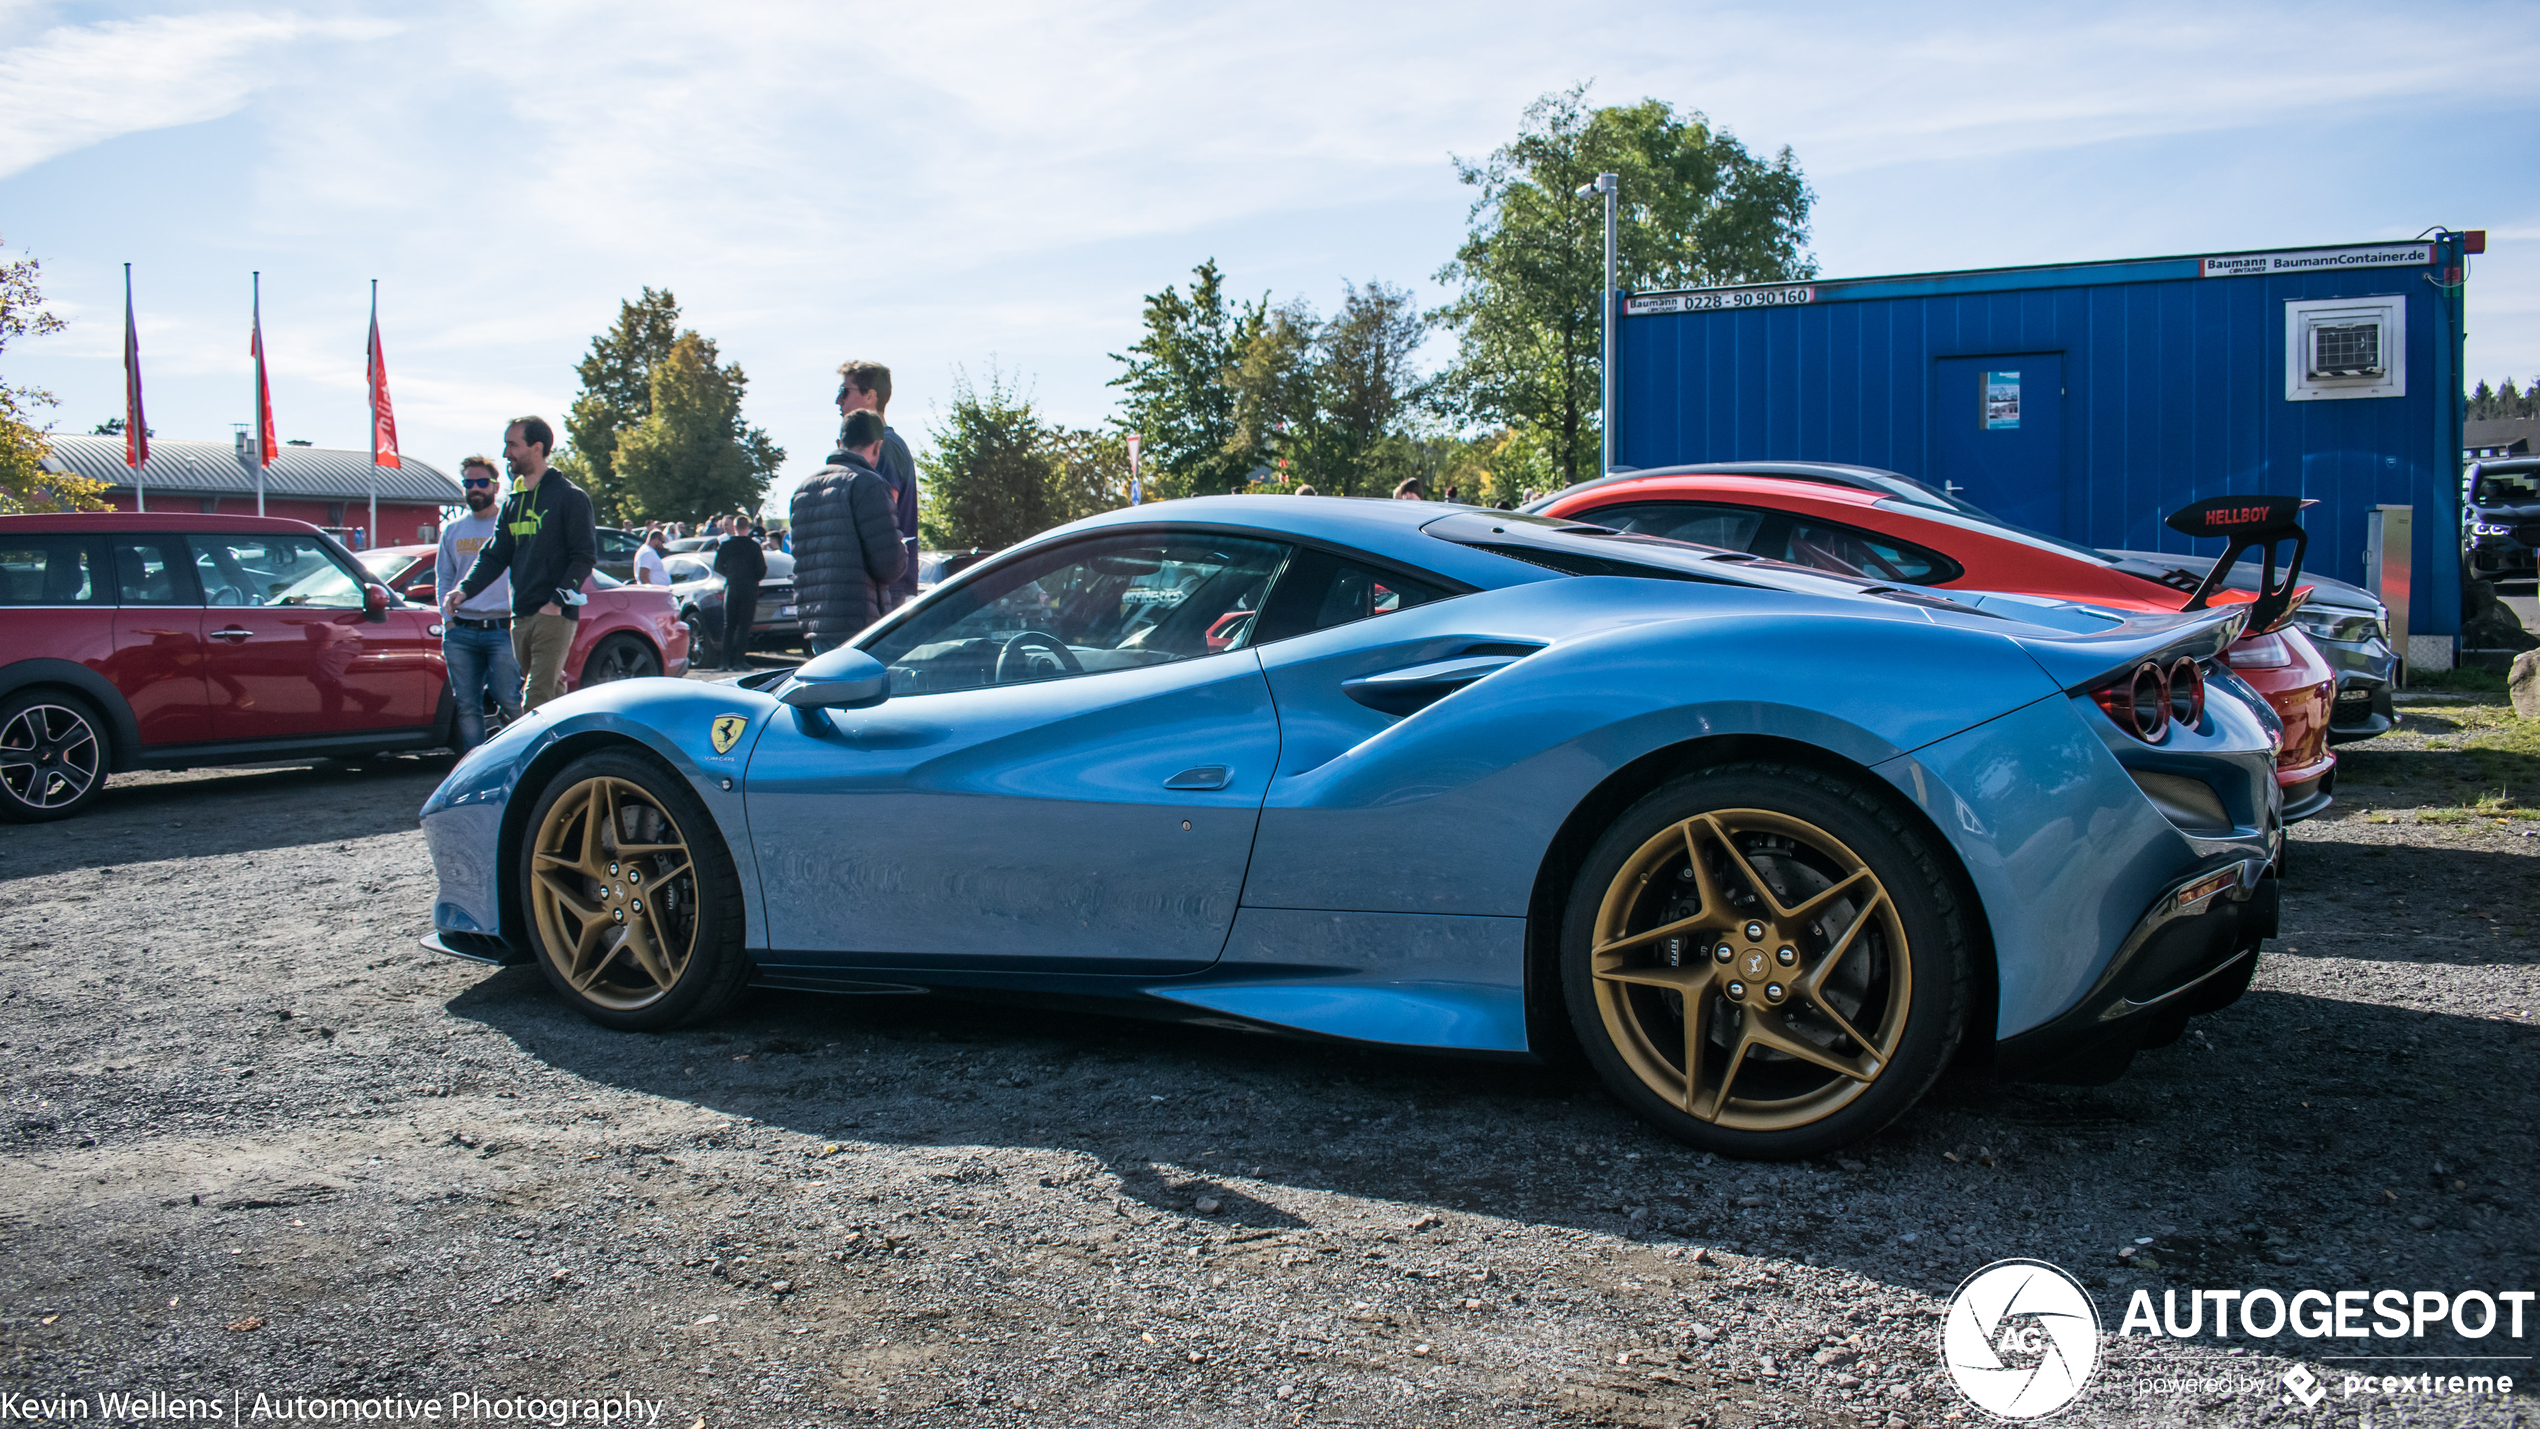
[1529,462,1955,512]
[0,511,331,534]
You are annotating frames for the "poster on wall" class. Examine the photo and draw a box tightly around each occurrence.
[1983,371,2022,429]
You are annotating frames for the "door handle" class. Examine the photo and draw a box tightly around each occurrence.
[1164,766,1231,791]
[210,627,253,643]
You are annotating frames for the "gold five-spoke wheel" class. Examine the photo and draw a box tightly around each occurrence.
[529,774,701,1011]
[1590,807,1912,1132]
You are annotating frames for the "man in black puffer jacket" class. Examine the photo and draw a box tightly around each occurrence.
[790,408,909,653]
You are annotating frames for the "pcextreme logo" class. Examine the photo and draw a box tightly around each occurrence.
[1942,1259,2104,1418]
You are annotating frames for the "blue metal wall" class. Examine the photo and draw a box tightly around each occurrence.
[1613,240,2469,637]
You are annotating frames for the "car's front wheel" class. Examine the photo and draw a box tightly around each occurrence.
[1561,762,1970,1159]
[0,690,110,823]
[519,749,751,1029]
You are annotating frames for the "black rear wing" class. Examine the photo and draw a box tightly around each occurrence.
[2165,495,2314,634]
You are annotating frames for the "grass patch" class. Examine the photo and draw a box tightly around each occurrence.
[2334,700,2540,822]
[2406,666,2511,693]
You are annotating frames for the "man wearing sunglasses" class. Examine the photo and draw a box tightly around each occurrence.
[434,456,522,750]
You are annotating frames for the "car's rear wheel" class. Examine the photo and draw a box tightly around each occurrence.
[682,609,718,670]
[0,690,110,823]
[1561,762,1969,1159]
[583,633,661,685]
[520,749,751,1029]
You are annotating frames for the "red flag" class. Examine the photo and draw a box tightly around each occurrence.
[367,290,401,469]
[250,278,276,468]
[122,265,148,469]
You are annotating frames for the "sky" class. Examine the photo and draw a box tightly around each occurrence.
[3,0,2538,512]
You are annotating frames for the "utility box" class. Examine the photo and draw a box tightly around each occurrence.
[2365,505,2414,679]
[1612,235,2475,645]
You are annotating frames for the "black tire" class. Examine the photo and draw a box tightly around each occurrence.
[583,633,662,686]
[0,689,111,823]
[517,748,752,1030]
[683,609,719,670]
[1560,761,1971,1160]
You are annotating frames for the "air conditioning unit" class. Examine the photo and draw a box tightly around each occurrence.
[2286,297,2404,401]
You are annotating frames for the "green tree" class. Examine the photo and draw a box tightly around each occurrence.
[918,369,1056,549]
[1044,425,1133,526]
[1108,260,1267,500]
[1225,298,1318,485]
[610,333,783,524]
[1307,281,1429,496]
[2469,379,2497,420]
[0,241,103,515]
[1436,85,1815,489]
[558,288,684,523]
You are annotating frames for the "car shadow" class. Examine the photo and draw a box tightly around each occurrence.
[443,964,2536,1332]
[6,756,452,876]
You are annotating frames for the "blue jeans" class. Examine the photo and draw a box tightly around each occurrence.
[443,622,522,750]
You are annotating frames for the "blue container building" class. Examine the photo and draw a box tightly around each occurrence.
[1612,234,2476,644]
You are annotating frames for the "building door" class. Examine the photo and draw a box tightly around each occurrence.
[1931,354,2066,538]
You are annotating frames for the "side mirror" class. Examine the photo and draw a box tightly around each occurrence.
[405,582,438,605]
[363,584,391,623]
[777,646,889,710]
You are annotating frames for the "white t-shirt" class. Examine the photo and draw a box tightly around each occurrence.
[633,544,670,585]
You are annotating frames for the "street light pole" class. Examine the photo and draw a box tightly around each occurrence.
[1577,172,1619,475]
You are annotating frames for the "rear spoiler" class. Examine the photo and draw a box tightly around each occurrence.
[2165,495,2314,634]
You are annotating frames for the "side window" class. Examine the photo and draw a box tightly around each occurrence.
[866,532,1291,694]
[110,536,197,606]
[1770,520,1961,585]
[0,536,106,605]
[1253,549,1457,643]
[187,534,366,608]
[1579,501,1766,553]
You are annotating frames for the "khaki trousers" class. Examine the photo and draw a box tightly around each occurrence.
[511,611,576,710]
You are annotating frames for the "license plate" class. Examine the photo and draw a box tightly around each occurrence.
[2336,689,2371,703]
[778,606,797,619]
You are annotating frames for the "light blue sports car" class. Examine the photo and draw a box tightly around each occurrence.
[419,497,2283,1157]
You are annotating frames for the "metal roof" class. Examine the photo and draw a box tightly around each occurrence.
[37,436,465,504]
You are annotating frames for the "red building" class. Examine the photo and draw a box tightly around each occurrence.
[38,436,464,549]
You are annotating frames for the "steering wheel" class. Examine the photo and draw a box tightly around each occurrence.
[995,630,1082,683]
[210,586,244,606]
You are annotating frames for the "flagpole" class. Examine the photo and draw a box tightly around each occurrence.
[124,263,144,513]
[367,278,379,549]
[252,271,266,517]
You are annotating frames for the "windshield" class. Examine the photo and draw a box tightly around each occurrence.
[2473,469,2539,507]
[356,548,411,576]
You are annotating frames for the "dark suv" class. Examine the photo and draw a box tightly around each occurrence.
[0,512,451,821]
[2466,459,2540,585]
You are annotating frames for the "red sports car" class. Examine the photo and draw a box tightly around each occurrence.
[1533,463,2336,819]
[359,544,691,688]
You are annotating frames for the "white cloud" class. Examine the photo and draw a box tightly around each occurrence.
[0,10,398,178]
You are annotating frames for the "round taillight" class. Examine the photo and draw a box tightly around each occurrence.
[2167,657,2204,728]
[2124,661,2168,739]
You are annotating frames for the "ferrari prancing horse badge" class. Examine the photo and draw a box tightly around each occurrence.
[710,714,748,755]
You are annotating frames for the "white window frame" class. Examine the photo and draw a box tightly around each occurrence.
[2285,296,2405,402]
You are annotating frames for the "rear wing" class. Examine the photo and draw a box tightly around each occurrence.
[2165,495,2314,634]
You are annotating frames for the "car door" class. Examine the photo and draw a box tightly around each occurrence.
[99,532,211,746]
[187,532,436,740]
[743,529,1292,973]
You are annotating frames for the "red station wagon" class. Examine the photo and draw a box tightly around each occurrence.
[0,513,456,820]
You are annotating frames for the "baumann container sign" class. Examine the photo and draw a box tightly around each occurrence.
[2199,244,2431,278]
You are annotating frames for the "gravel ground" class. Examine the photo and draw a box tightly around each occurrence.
[1,689,2532,1428]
